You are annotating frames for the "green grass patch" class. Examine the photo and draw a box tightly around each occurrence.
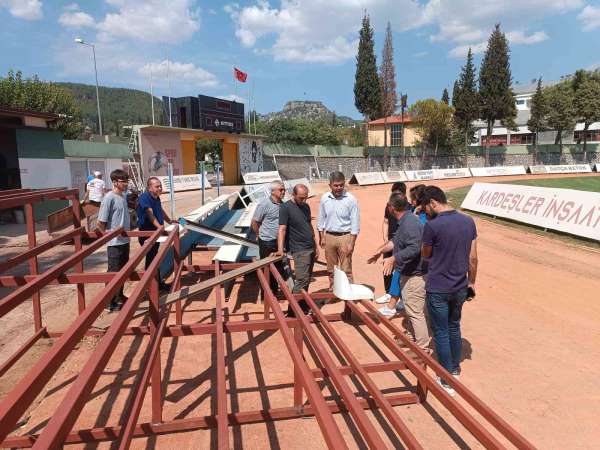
[447,176,600,249]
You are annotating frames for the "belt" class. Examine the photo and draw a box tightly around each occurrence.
[325,231,350,236]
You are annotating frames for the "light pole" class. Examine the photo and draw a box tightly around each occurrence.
[75,38,103,136]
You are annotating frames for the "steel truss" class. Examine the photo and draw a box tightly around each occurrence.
[0,189,535,449]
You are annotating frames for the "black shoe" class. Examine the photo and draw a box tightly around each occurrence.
[159,282,171,293]
[105,301,122,312]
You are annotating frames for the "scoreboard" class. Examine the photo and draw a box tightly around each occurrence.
[162,95,245,133]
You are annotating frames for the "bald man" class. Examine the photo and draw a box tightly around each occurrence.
[277,184,318,316]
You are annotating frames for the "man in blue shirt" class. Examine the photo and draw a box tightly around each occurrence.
[137,177,172,290]
[421,185,478,396]
[317,171,360,289]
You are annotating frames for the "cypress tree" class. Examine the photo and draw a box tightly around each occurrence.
[478,24,516,165]
[441,88,449,104]
[354,12,381,150]
[527,78,548,162]
[379,21,397,169]
[454,48,479,154]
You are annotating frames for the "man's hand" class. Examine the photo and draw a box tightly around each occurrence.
[344,242,355,255]
[273,250,285,257]
[382,256,395,276]
[319,238,325,249]
[314,245,320,260]
[367,253,380,264]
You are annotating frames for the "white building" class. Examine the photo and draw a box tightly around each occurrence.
[474,79,600,145]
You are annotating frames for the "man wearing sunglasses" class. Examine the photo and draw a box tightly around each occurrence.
[251,180,287,294]
[97,169,131,312]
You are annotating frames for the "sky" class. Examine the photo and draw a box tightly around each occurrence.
[1,0,600,119]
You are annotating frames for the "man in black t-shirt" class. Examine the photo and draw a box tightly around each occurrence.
[277,184,318,316]
[378,182,407,302]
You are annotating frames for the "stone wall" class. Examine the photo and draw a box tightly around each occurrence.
[263,152,599,180]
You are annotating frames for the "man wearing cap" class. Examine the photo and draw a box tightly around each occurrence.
[85,171,107,206]
[317,171,360,288]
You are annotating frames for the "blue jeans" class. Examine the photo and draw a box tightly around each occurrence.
[426,288,468,374]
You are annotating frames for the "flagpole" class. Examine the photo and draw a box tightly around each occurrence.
[252,79,257,135]
[247,79,251,133]
[150,66,155,126]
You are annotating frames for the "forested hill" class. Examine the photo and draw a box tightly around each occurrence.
[56,82,164,135]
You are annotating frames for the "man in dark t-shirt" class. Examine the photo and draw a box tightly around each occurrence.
[277,184,318,316]
[378,182,407,303]
[421,185,478,397]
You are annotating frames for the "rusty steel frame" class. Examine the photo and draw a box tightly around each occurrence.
[0,189,535,449]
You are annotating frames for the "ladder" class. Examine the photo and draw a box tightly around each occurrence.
[127,128,144,191]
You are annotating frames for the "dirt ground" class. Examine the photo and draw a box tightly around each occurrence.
[1,173,600,449]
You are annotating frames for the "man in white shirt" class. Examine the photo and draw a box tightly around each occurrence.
[85,171,106,206]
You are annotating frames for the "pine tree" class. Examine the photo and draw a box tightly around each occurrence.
[441,88,449,104]
[478,24,516,165]
[453,48,479,154]
[378,21,397,169]
[354,12,381,150]
[527,78,548,162]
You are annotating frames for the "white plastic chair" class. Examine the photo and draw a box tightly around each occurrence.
[333,266,374,301]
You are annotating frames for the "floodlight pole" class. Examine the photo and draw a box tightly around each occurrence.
[75,39,103,136]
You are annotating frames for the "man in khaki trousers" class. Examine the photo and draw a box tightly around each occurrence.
[317,171,360,289]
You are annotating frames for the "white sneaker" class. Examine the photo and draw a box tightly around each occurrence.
[436,377,456,397]
[378,306,397,317]
[375,293,391,304]
[452,371,460,380]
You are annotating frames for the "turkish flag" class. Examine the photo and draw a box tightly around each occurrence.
[234,67,247,83]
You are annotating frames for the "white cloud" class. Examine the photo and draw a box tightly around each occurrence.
[578,5,600,31]
[413,51,428,58]
[226,0,423,64]
[59,11,95,28]
[139,60,218,89]
[219,94,247,103]
[97,0,200,43]
[64,2,80,11]
[226,0,581,63]
[448,41,487,58]
[0,0,42,20]
[506,30,549,44]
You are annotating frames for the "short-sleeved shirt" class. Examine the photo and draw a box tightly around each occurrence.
[137,191,164,232]
[87,178,105,202]
[279,200,315,253]
[253,197,281,241]
[98,191,130,247]
[422,210,477,293]
[392,212,426,276]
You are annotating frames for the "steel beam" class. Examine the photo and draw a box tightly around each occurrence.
[214,260,230,449]
[1,393,419,448]
[256,268,348,450]
[0,228,122,319]
[0,228,162,444]
[30,229,174,449]
[272,266,387,449]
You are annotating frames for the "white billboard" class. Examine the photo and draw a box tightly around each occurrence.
[469,166,527,177]
[404,170,434,181]
[242,171,281,185]
[461,182,600,240]
[530,164,592,174]
[157,174,211,193]
[432,168,472,179]
[349,172,386,185]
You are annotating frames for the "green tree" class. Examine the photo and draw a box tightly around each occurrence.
[378,21,397,169]
[527,78,548,162]
[453,48,479,153]
[196,139,222,170]
[573,78,600,159]
[478,24,516,164]
[409,99,454,158]
[254,117,341,145]
[441,88,449,104]
[0,70,82,138]
[544,83,576,153]
[354,11,381,153]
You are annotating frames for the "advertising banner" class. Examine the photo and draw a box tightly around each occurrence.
[242,171,281,185]
[469,166,527,177]
[529,164,592,174]
[461,182,600,240]
[381,171,408,183]
[349,172,386,185]
[404,170,434,181]
[157,174,212,193]
[432,168,472,179]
